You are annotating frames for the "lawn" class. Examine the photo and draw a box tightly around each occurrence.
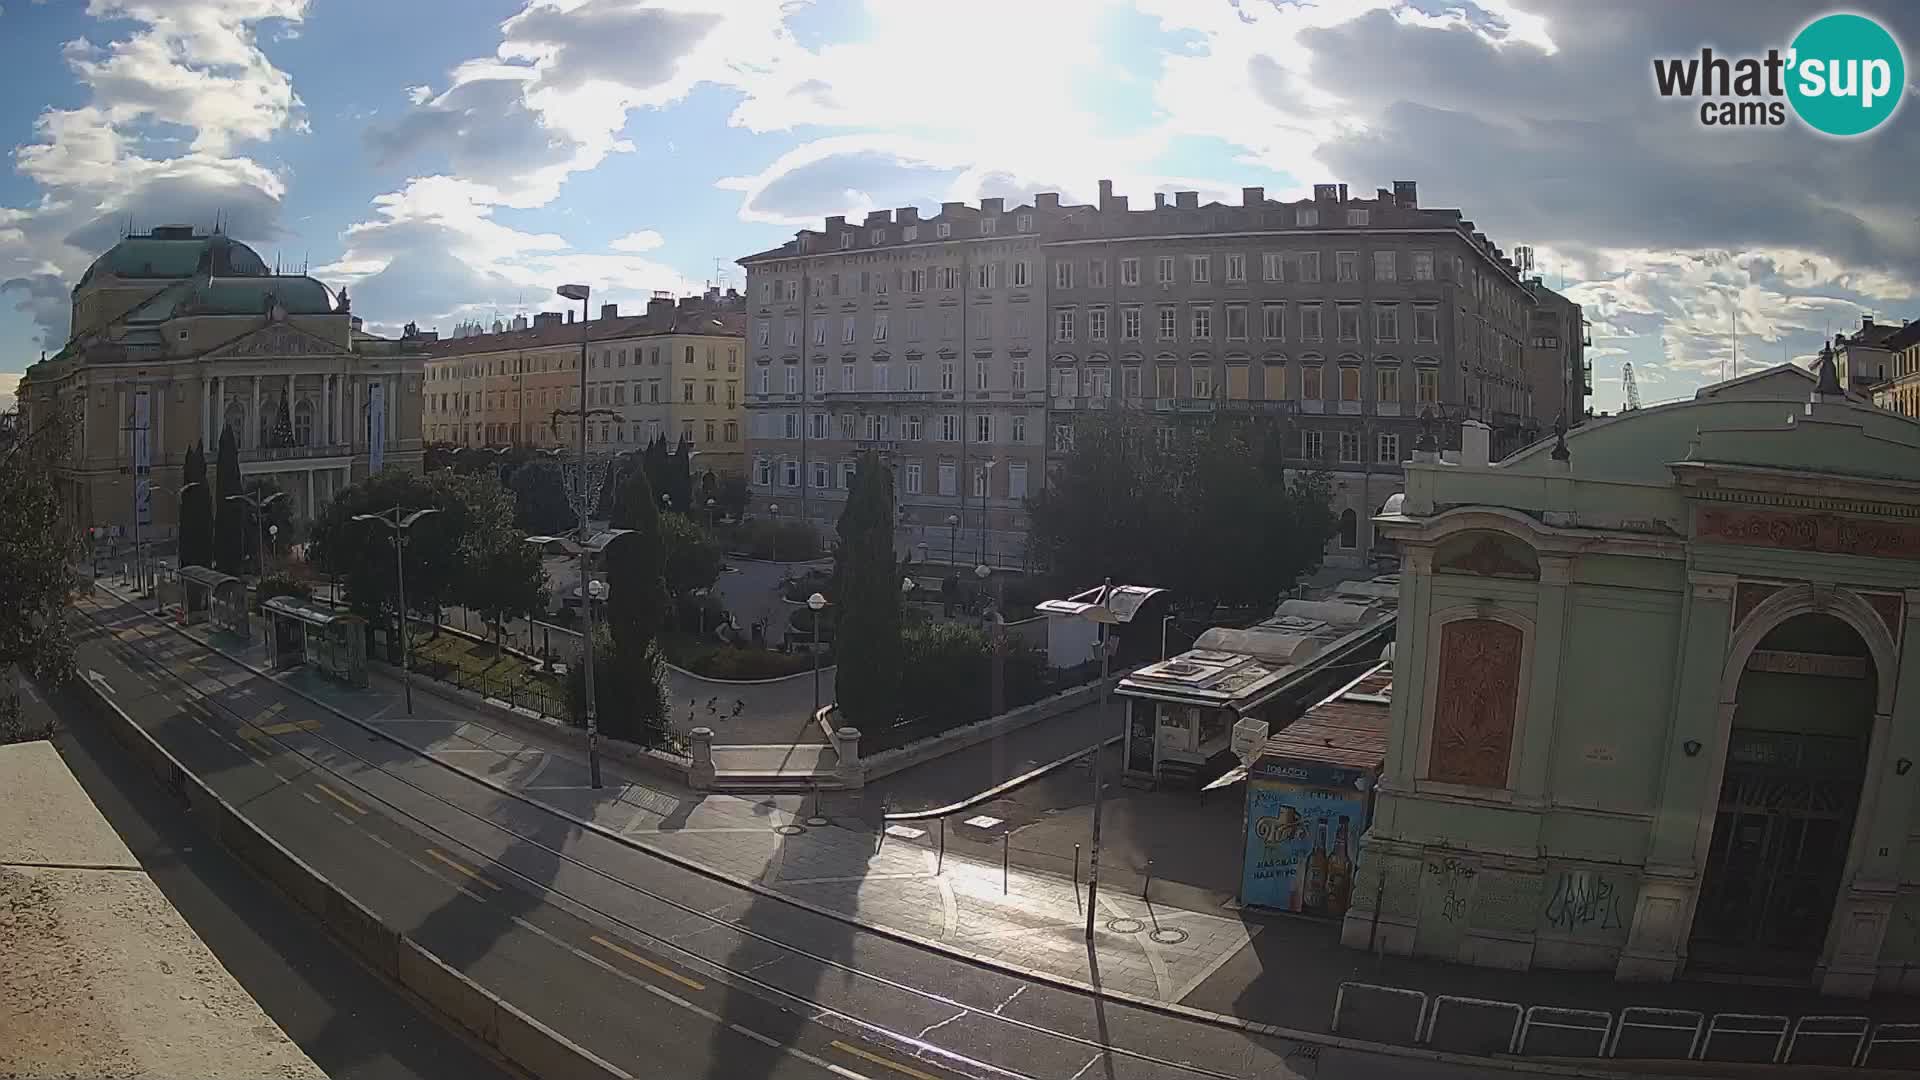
[412,629,541,683]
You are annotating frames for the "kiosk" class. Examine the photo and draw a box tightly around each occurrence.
[262,596,368,687]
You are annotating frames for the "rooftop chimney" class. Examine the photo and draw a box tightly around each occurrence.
[648,295,675,320]
[1393,180,1418,208]
[533,312,561,329]
[1460,420,1491,467]
[1175,191,1198,209]
[940,201,965,216]
[1242,186,1264,206]
[825,215,846,231]
[981,197,1003,214]
[1153,192,1167,210]
[864,209,893,225]
[600,303,618,321]
[1036,193,1060,209]
[1337,183,1349,202]
[1098,179,1114,209]
[898,207,919,223]
[566,310,575,324]
[1863,314,1875,329]
[1376,187,1391,202]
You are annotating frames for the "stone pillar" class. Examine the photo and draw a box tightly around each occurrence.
[251,375,262,449]
[1616,571,1735,984]
[202,380,212,448]
[1514,555,1571,799]
[689,726,715,790]
[835,726,864,789]
[305,470,315,522]
[215,375,225,444]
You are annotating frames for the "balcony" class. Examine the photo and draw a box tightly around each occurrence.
[240,442,353,465]
[1218,399,1300,416]
[822,389,935,404]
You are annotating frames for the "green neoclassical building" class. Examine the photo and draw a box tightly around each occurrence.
[1345,350,1920,997]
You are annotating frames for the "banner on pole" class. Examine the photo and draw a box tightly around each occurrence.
[368,380,386,473]
[133,389,152,527]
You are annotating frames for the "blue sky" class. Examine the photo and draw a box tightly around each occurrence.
[3,0,1917,414]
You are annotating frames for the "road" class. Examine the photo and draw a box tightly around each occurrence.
[65,590,1569,1080]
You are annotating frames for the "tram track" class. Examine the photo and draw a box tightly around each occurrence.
[77,597,1283,1080]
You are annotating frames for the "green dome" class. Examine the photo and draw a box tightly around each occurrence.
[77,230,271,288]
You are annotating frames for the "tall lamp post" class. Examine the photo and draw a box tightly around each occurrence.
[976,563,1004,718]
[808,591,829,719]
[145,479,202,612]
[225,489,287,643]
[946,513,959,569]
[352,507,442,715]
[559,282,602,785]
[768,502,780,562]
[523,529,632,789]
[1037,580,1164,941]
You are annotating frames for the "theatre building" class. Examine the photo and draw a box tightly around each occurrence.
[1347,353,1920,997]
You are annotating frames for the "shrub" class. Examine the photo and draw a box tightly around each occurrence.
[896,622,1046,728]
[254,573,312,613]
[721,519,825,562]
[781,569,833,604]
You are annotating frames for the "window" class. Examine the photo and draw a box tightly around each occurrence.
[1226,253,1245,282]
[980,216,998,235]
[1011,414,1027,442]
[1297,206,1319,226]
[785,322,799,347]
[1011,360,1027,390]
[755,458,772,486]
[1417,367,1439,404]
[725,420,738,443]
[1341,367,1364,403]
[1122,367,1141,399]
[839,233,853,250]
[1011,310,1027,338]
[1155,365,1176,397]
[1414,305,1438,343]
[841,363,855,390]
[907,363,922,391]
[1304,365,1324,400]
[975,414,992,443]
[1011,260,1029,288]
[1016,213,1033,232]
[1373,250,1397,281]
[1375,304,1400,342]
[812,367,827,394]
[1008,462,1028,499]
[704,419,716,443]
[1158,306,1177,340]
[1120,258,1139,286]
[1055,261,1074,289]
[904,414,922,440]
[1333,430,1360,463]
[1262,252,1284,281]
[1089,307,1108,342]
[783,459,800,486]
[1121,306,1141,341]
[1052,367,1078,398]
[909,268,926,293]
[975,360,989,390]
[838,461,854,489]
[940,361,955,391]
[1377,366,1400,403]
[1263,304,1285,340]
[812,461,829,488]
[825,414,840,439]
[1191,307,1212,340]
[940,266,960,290]
[904,461,923,493]
[1302,429,1323,459]
[1086,366,1111,399]
[684,380,695,402]
[841,317,855,344]
[936,222,952,238]
[973,464,990,498]
[873,314,889,341]
[1156,256,1175,283]
[1347,208,1370,226]
[1337,304,1361,342]
[1339,508,1358,549]
[1226,305,1248,341]
[1299,251,1320,282]
[976,261,996,290]
[1337,251,1359,282]
[972,308,992,338]
[938,463,957,495]
[1055,309,1075,342]
[1378,432,1400,463]
[728,349,737,371]
[1089,259,1107,288]
[1192,366,1213,399]
[904,224,919,242]
[940,413,958,442]
[1189,255,1210,283]
[1413,251,1435,281]
[757,320,771,346]
[1052,423,1074,452]
[1300,304,1323,341]
[875,364,889,392]
[685,346,696,365]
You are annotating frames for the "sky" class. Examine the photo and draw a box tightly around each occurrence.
[2,0,1917,416]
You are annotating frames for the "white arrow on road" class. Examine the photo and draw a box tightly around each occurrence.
[86,669,118,697]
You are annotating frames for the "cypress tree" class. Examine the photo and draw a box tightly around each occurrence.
[179,442,213,567]
[214,426,244,573]
[831,451,902,731]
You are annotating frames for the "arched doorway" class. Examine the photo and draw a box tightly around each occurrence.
[1690,613,1877,978]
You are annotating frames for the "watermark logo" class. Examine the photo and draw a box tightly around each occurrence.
[1653,12,1905,136]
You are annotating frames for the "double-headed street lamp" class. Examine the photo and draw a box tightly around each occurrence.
[225,488,287,643]
[524,528,632,790]
[975,563,1005,718]
[141,479,202,610]
[807,591,829,718]
[352,507,442,715]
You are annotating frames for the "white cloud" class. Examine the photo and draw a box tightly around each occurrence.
[609,229,663,252]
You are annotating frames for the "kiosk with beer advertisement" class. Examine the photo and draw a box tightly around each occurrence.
[1239,660,1390,917]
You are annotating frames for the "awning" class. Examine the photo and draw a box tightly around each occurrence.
[1203,763,1249,792]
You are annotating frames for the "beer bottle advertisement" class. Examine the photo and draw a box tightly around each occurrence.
[1241,769,1370,915]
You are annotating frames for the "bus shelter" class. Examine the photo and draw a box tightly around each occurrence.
[174,567,248,636]
[262,596,368,687]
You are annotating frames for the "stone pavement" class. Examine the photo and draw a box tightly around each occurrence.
[86,581,1256,1011]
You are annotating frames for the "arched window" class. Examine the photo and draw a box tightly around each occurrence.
[222,401,244,443]
[1339,508,1358,549]
[293,400,314,447]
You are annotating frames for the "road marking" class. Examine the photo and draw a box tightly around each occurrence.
[425,848,501,891]
[730,1023,780,1048]
[299,791,323,806]
[86,669,117,696]
[831,1041,938,1080]
[313,782,368,816]
[331,811,356,827]
[404,856,488,903]
[590,934,706,991]
[367,833,396,851]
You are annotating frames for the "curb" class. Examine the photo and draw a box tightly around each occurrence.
[884,734,1124,821]
[99,588,1698,1080]
[72,668,631,1080]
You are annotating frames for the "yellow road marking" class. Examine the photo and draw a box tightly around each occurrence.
[590,934,707,992]
[254,702,287,723]
[425,848,501,891]
[830,1042,938,1080]
[313,782,368,816]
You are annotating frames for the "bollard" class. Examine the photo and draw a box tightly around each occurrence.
[1073,844,1082,912]
[1143,857,1154,900]
[937,817,946,875]
[1002,833,1010,895]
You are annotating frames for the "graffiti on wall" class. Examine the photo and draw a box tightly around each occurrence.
[1426,857,1477,924]
[1543,870,1626,935]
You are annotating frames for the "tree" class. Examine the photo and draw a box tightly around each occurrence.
[564,628,669,745]
[0,407,78,743]
[178,442,213,568]
[270,396,294,449]
[665,435,694,513]
[509,460,576,536]
[605,461,668,647]
[433,470,545,645]
[715,473,749,521]
[213,426,245,573]
[307,469,463,625]
[240,476,295,572]
[830,452,903,732]
[660,510,722,602]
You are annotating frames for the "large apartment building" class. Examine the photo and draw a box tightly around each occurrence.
[1869,319,1920,418]
[422,290,748,480]
[738,181,1583,566]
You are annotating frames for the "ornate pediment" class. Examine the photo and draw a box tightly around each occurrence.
[208,324,346,360]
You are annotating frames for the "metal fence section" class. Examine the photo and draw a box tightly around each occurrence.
[1860,1022,1920,1069]
[1517,1006,1612,1058]
[1784,1016,1870,1068]
[1330,982,1427,1046]
[1422,994,1523,1056]
[1699,1013,1790,1064]
[1609,1007,1705,1061]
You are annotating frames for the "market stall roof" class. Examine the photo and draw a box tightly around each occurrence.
[263,596,352,627]
[177,566,239,589]
[1203,658,1393,790]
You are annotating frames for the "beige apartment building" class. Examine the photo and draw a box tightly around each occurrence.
[737,198,1085,565]
[15,226,427,535]
[1870,320,1920,418]
[422,291,747,481]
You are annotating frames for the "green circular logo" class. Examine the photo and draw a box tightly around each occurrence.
[1787,13,1906,136]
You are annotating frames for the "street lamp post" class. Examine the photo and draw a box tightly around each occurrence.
[557,282,604,788]
[768,502,780,563]
[352,507,442,716]
[946,513,959,570]
[224,489,287,644]
[976,563,1004,718]
[523,528,632,790]
[705,497,717,531]
[808,591,828,719]
[145,479,202,613]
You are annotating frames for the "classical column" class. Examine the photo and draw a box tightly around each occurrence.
[1514,555,1571,799]
[305,470,315,521]
[202,380,212,448]
[251,375,262,449]
[321,375,332,446]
